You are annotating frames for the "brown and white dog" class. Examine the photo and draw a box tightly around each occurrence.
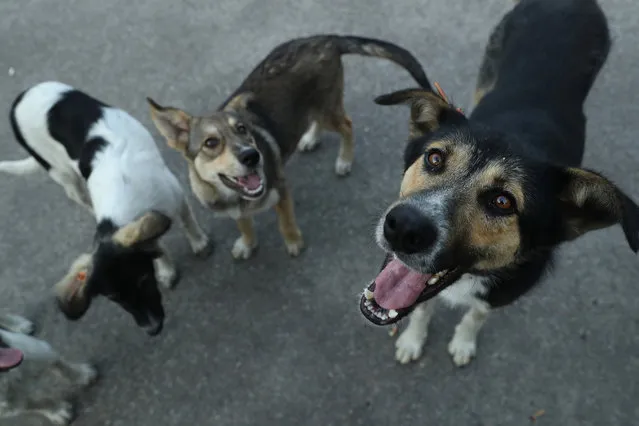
[147,34,431,260]
[360,0,639,366]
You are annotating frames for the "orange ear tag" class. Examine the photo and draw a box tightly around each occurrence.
[433,81,464,115]
[69,271,88,299]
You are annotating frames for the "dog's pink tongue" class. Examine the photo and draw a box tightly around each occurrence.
[373,259,431,310]
[0,348,23,371]
[238,173,262,191]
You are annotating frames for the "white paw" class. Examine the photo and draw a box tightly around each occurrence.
[285,238,304,257]
[5,314,35,334]
[298,135,320,152]
[298,123,320,152]
[43,402,74,425]
[75,363,99,386]
[335,158,352,176]
[191,237,213,258]
[232,237,257,260]
[448,334,477,367]
[156,267,179,290]
[395,328,427,364]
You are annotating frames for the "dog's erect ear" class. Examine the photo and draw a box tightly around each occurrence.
[222,92,254,112]
[557,167,639,252]
[54,253,94,321]
[147,98,191,152]
[112,211,173,248]
[374,88,463,138]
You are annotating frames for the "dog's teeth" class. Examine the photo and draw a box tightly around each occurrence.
[381,313,388,321]
[364,300,372,307]
[428,276,439,285]
[364,288,374,300]
[388,309,398,319]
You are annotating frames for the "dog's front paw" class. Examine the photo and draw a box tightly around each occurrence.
[298,122,320,152]
[43,401,75,425]
[156,267,180,290]
[191,237,214,258]
[298,134,320,152]
[74,363,99,387]
[448,334,477,367]
[335,158,352,176]
[395,328,427,364]
[284,236,304,257]
[232,237,257,260]
[4,314,35,335]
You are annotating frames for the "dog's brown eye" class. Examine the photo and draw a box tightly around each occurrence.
[236,124,247,134]
[204,138,220,148]
[493,194,513,210]
[426,150,444,168]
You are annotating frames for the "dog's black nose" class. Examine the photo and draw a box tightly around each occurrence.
[383,204,438,254]
[238,148,260,168]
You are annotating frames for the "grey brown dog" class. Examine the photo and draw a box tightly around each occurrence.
[148,34,430,260]
[0,314,97,424]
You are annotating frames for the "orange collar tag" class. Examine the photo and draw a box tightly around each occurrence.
[76,271,87,282]
[434,81,464,115]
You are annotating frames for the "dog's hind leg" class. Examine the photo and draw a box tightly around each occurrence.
[395,300,436,364]
[447,303,490,367]
[319,68,355,176]
[48,168,93,213]
[331,112,354,177]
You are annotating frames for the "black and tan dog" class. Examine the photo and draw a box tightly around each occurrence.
[147,35,430,260]
[360,0,639,366]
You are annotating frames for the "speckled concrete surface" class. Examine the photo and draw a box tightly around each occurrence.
[1,0,638,425]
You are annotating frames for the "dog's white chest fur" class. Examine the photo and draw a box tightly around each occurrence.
[437,273,489,308]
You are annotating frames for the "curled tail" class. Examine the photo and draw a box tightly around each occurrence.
[330,35,432,90]
[0,157,41,175]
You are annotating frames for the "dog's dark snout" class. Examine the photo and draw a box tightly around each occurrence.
[384,204,437,254]
[239,148,260,168]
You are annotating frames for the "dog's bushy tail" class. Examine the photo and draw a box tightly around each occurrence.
[331,35,432,89]
[0,157,41,175]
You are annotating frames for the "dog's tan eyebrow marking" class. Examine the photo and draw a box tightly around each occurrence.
[399,140,472,198]
[201,123,221,137]
[226,116,238,127]
[475,161,525,209]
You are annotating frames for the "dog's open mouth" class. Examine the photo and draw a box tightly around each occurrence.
[219,172,265,199]
[360,256,463,326]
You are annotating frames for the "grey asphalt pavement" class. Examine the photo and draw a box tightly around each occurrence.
[1,0,639,425]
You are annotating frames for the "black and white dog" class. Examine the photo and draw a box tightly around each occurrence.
[0,81,213,335]
[360,0,639,366]
[0,313,97,424]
